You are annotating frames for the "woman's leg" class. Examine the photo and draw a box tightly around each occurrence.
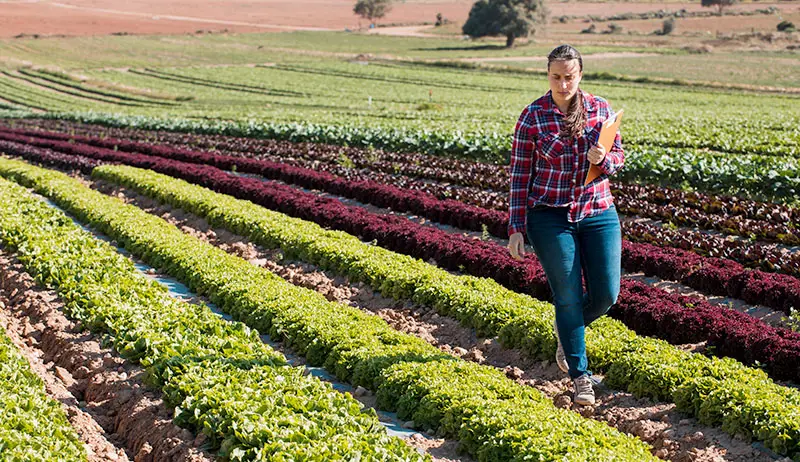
[526,207,588,379]
[576,205,622,326]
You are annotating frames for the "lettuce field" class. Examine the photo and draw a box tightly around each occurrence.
[0,28,798,462]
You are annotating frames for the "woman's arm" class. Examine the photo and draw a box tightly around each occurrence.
[508,106,536,237]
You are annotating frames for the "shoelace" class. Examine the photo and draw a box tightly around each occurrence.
[575,376,593,394]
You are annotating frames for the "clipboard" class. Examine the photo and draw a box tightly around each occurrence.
[584,109,623,186]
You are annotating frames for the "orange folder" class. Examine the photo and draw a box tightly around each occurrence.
[585,109,624,186]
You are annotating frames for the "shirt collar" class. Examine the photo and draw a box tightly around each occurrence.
[544,89,597,115]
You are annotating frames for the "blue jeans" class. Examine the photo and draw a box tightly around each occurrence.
[525,204,621,379]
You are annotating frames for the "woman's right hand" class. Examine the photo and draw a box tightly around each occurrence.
[508,232,525,261]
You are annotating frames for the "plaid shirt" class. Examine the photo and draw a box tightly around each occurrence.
[508,89,624,236]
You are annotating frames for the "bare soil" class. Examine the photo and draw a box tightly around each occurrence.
[93,179,783,462]
[0,0,472,38]
[2,0,795,39]
[0,253,215,462]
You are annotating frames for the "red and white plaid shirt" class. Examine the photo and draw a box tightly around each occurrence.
[508,89,624,236]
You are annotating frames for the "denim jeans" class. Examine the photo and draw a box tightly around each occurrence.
[525,204,621,379]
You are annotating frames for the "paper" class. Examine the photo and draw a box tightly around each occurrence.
[584,109,624,186]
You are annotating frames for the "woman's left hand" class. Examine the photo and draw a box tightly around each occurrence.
[588,143,607,165]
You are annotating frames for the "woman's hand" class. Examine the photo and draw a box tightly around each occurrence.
[588,143,607,165]
[508,232,525,261]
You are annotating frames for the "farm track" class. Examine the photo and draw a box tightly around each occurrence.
[0,253,214,462]
[92,177,779,462]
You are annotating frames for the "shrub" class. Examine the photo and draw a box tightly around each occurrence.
[777,20,796,32]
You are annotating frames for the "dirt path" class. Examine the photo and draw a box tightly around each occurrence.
[367,25,444,38]
[0,290,127,462]
[0,253,214,462]
[94,179,781,462]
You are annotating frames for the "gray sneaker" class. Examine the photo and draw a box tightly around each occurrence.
[573,374,595,406]
[553,317,569,373]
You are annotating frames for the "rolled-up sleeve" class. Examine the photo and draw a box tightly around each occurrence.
[508,107,536,236]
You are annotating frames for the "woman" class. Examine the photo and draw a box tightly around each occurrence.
[507,44,623,406]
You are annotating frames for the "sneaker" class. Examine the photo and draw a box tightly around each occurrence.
[553,317,569,373]
[573,374,595,406]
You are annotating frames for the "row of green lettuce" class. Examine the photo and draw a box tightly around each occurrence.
[1,110,796,203]
[90,163,800,459]
[0,328,87,461]
[0,171,425,460]
[0,158,657,461]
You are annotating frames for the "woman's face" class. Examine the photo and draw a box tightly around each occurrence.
[548,59,582,108]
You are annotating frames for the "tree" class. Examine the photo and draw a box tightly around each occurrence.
[701,0,738,15]
[353,0,393,25]
[462,0,548,48]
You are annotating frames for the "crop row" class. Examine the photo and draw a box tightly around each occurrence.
[125,123,799,225]
[200,150,800,276]
[8,119,798,231]
[8,138,800,455]
[131,68,306,98]
[622,220,800,278]
[0,324,87,461]
[175,133,797,234]
[5,129,797,316]
[3,134,799,382]
[20,115,800,277]
[208,142,799,245]
[5,109,799,203]
[87,162,800,459]
[1,70,146,108]
[0,77,60,112]
[20,137,800,458]
[17,69,176,106]
[0,158,658,461]
[13,68,174,107]
[6,126,795,288]
[0,169,428,460]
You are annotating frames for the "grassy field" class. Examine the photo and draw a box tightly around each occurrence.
[0,30,685,70]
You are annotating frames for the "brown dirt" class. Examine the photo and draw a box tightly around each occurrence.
[550,10,800,37]
[0,0,474,38]
[0,252,215,462]
[2,0,795,39]
[0,287,127,461]
[93,179,782,462]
